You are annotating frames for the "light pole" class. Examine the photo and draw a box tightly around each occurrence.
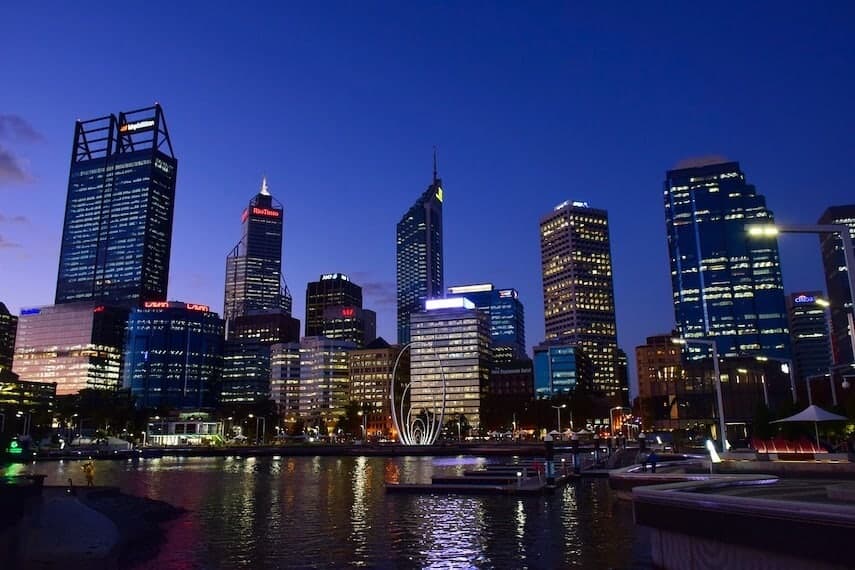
[673,337,727,451]
[551,404,567,434]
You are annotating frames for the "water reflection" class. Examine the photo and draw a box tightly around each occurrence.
[25,456,647,568]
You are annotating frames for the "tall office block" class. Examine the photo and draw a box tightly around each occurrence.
[123,301,224,409]
[56,104,177,306]
[298,336,355,431]
[818,205,855,366]
[270,343,301,417]
[13,303,128,395]
[0,302,17,374]
[533,342,594,398]
[220,341,271,405]
[540,201,620,400]
[348,337,404,439]
[786,292,832,383]
[447,283,526,362]
[410,298,491,430]
[665,161,790,359]
[224,178,292,331]
[321,305,376,348]
[304,273,362,337]
[396,153,444,344]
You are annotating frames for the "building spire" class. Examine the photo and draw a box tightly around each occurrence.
[433,146,438,184]
[260,175,270,196]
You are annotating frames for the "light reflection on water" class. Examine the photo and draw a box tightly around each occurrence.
[27,456,648,569]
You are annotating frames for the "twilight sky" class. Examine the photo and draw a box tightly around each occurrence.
[1,2,854,395]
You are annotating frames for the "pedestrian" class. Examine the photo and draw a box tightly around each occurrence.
[82,461,95,487]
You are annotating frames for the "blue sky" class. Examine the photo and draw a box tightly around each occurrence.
[2,2,854,395]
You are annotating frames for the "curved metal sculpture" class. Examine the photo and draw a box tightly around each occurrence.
[390,342,447,445]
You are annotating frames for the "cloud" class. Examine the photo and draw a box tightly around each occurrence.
[0,115,44,143]
[360,280,397,308]
[0,146,32,184]
[0,234,22,249]
[0,213,29,224]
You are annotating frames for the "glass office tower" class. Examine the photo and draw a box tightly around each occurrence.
[396,153,444,344]
[304,273,363,337]
[55,104,177,306]
[818,205,855,366]
[0,302,17,373]
[447,283,526,362]
[540,201,620,400]
[224,177,292,329]
[123,301,224,410]
[664,161,790,359]
[532,342,594,398]
[786,292,832,383]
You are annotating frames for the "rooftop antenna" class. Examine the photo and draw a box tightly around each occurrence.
[433,146,438,184]
[261,175,270,196]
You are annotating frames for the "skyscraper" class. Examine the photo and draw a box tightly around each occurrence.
[0,302,17,374]
[533,342,594,398]
[818,205,855,366]
[224,177,292,330]
[348,337,404,439]
[304,274,362,337]
[786,292,832,384]
[447,283,526,362]
[665,161,790,359]
[539,201,620,400]
[55,104,177,306]
[123,301,224,410]
[396,152,444,344]
[410,298,491,431]
[298,336,355,432]
[321,306,377,348]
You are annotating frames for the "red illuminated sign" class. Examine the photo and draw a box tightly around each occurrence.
[93,306,105,313]
[143,301,209,312]
[341,307,355,318]
[241,209,249,223]
[144,301,170,309]
[252,207,280,218]
[186,303,210,312]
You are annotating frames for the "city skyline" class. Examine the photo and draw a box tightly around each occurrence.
[2,4,854,397]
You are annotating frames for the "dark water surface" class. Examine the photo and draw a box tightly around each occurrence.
[23,456,650,569]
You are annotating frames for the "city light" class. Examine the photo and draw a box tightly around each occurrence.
[425,297,475,311]
[746,224,779,237]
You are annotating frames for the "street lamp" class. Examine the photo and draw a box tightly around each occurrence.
[551,404,567,434]
[672,337,727,451]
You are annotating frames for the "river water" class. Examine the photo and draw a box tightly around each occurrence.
[19,455,650,569]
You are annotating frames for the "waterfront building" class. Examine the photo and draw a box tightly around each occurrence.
[0,301,17,374]
[145,412,223,446]
[270,342,301,418]
[409,298,491,431]
[488,358,534,397]
[298,336,355,432]
[220,341,271,405]
[13,303,128,395]
[224,177,293,330]
[818,205,855,366]
[123,301,224,410]
[786,292,832,385]
[396,153,444,344]
[540,201,620,400]
[664,161,790,359]
[55,104,177,307]
[0,376,56,421]
[304,274,362,337]
[321,305,377,348]
[348,337,404,439]
[532,342,594,398]
[447,283,526,362]
[636,334,683,403]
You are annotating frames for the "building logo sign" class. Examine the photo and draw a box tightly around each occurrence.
[435,186,443,202]
[341,307,355,318]
[252,207,280,218]
[144,301,170,309]
[143,301,209,312]
[241,209,249,223]
[186,303,210,312]
[321,273,349,281]
[498,289,518,299]
[793,294,816,304]
[119,119,155,133]
[20,308,41,316]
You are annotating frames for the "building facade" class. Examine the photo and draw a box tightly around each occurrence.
[298,336,355,431]
[665,161,791,360]
[533,342,595,398]
[540,201,620,400]
[321,305,376,348]
[13,303,128,395]
[0,302,17,374]
[447,283,526,362]
[227,310,300,345]
[304,274,363,337]
[348,337,404,439]
[409,298,491,430]
[818,205,855,366]
[270,342,301,418]
[488,359,534,397]
[224,178,292,330]
[396,156,444,344]
[123,301,224,410]
[786,292,832,385]
[220,341,271,405]
[55,104,177,307]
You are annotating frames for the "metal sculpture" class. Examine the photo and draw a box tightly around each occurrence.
[389,342,447,445]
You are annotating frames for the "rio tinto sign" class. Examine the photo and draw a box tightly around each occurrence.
[252,207,280,218]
